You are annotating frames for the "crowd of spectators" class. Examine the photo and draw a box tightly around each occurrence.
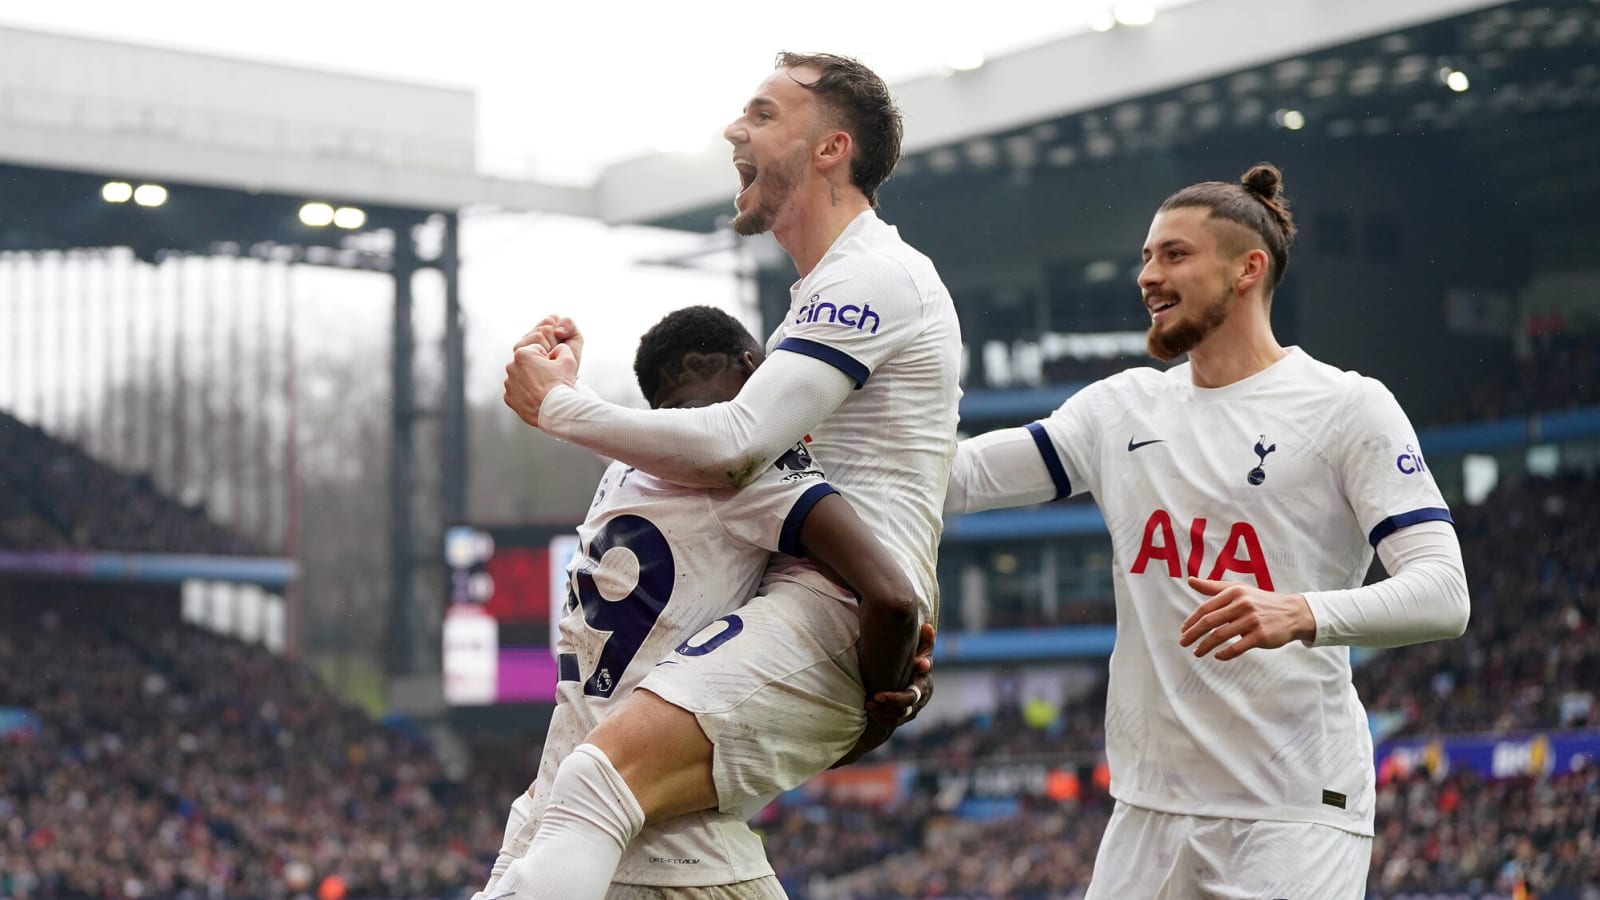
[1447,332,1600,424]
[4,369,1599,897]
[1356,474,1600,738]
[767,766,1600,899]
[0,412,258,556]
[1369,769,1600,898]
[0,601,514,899]
[793,795,1114,900]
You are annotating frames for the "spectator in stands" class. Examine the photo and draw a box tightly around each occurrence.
[1357,475,1600,738]
[0,413,258,556]
[0,601,511,899]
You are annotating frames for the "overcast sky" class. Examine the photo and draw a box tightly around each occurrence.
[1,0,1201,405]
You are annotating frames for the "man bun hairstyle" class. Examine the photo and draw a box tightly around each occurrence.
[776,51,903,207]
[633,305,763,408]
[1159,162,1298,291]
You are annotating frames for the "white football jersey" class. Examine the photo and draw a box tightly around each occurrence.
[1031,348,1451,835]
[532,444,837,885]
[766,209,963,621]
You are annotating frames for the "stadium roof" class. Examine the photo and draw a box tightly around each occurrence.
[6,1,1595,257]
[0,24,591,221]
[593,0,1592,231]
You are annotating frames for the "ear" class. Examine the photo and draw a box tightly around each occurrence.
[1235,248,1270,293]
[739,350,761,374]
[814,129,852,175]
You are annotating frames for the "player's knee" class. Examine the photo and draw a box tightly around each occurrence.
[547,743,645,849]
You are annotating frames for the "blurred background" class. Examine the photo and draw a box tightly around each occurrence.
[1,0,1598,897]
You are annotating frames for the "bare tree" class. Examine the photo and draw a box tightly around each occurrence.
[292,345,391,663]
[468,403,607,524]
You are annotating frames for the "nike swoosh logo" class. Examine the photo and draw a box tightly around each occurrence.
[488,893,517,899]
[1128,437,1165,451]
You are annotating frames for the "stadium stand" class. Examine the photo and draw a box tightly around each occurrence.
[4,410,1598,899]
[1369,769,1600,897]
[6,2,1599,895]
[1450,333,1600,425]
[4,367,1599,900]
[783,768,1600,899]
[0,597,509,899]
[0,412,258,556]
[1355,474,1600,739]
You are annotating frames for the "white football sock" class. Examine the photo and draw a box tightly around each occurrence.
[479,791,538,896]
[488,743,644,899]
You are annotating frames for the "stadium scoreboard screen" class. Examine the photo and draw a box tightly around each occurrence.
[442,524,577,705]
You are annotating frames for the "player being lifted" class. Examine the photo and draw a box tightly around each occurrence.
[492,52,963,898]
[476,305,931,898]
[944,163,1470,897]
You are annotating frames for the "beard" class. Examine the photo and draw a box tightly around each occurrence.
[1146,286,1231,362]
[730,151,803,237]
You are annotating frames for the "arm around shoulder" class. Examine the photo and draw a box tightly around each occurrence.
[539,352,854,488]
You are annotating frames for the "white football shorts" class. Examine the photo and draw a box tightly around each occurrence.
[637,580,866,821]
[1084,801,1371,899]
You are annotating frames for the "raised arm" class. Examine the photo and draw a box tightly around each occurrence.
[524,348,855,489]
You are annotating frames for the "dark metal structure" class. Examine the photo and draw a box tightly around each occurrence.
[0,163,466,675]
[636,0,1600,411]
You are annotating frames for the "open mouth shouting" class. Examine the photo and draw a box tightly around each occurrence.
[733,157,758,204]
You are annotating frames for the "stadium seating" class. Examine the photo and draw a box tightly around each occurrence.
[0,412,258,556]
[1447,333,1600,424]
[0,601,509,899]
[1356,473,1600,739]
[3,417,1597,898]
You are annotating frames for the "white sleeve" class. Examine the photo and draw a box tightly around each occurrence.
[709,442,836,554]
[777,253,922,386]
[1301,521,1470,648]
[538,350,854,489]
[945,382,1101,514]
[1333,377,1454,545]
[944,426,1063,514]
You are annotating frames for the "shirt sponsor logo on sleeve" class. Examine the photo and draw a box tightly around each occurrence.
[795,294,882,334]
[1396,444,1428,475]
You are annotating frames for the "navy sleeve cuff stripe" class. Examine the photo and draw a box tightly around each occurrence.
[1025,422,1072,501]
[780,482,839,556]
[776,338,870,389]
[1368,506,1454,548]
